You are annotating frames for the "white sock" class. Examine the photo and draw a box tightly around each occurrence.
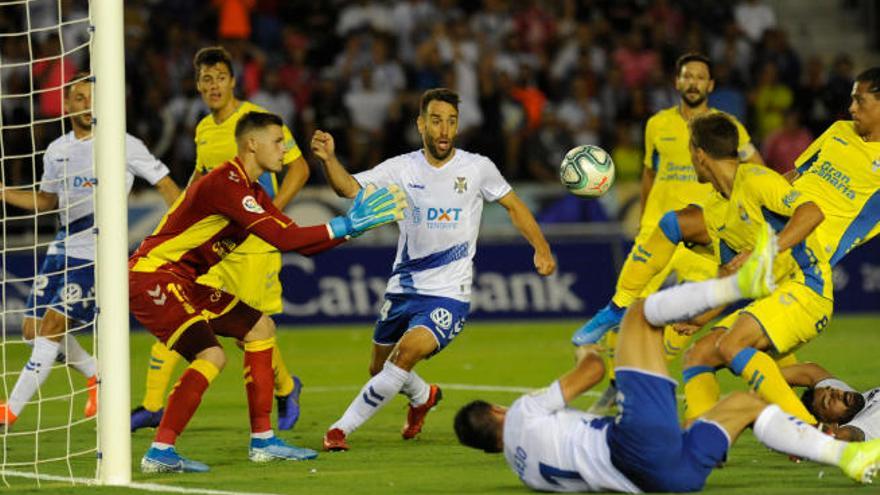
[644,275,741,326]
[251,430,274,440]
[151,442,174,450]
[331,361,410,435]
[58,334,97,378]
[8,337,61,416]
[400,370,430,406]
[753,405,846,465]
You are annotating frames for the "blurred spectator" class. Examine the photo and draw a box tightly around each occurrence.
[734,0,777,44]
[556,76,602,146]
[611,122,642,185]
[751,62,793,141]
[343,68,394,172]
[32,35,78,118]
[711,21,753,85]
[278,28,315,114]
[251,67,296,124]
[612,30,660,90]
[796,56,833,136]
[213,0,254,40]
[762,110,812,175]
[526,106,574,183]
[753,29,801,88]
[825,54,856,122]
[709,62,748,123]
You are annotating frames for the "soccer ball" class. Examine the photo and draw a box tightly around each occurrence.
[559,144,615,197]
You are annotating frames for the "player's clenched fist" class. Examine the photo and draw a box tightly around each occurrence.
[310,130,335,161]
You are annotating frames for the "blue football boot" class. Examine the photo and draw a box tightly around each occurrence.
[249,436,318,462]
[276,375,302,431]
[571,302,625,346]
[141,446,209,473]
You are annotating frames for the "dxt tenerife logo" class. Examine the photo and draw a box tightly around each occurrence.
[73,176,98,188]
[425,207,462,230]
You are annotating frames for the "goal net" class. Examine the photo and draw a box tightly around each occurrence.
[0,0,128,487]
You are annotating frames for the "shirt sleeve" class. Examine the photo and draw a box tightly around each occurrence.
[354,157,400,189]
[125,135,171,185]
[479,157,512,202]
[282,125,303,164]
[734,118,757,162]
[205,172,340,254]
[643,117,657,171]
[518,381,567,417]
[39,147,61,194]
[845,389,880,441]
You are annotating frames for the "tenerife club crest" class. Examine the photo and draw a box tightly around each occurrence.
[873,158,880,172]
[454,176,467,194]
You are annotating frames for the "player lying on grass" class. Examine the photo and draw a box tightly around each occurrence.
[129,111,406,473]
[455,225,880,492]
[781,362,879,442]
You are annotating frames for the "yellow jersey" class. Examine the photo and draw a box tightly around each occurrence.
[194,100,302,198]
[793,121,880,265]
[641,107,754,240]
[703,163,832,299]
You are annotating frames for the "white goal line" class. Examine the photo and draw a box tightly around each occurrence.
[0,469,280,495]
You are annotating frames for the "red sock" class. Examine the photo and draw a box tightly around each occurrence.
[244,347,273,434]
[155,368,210,445]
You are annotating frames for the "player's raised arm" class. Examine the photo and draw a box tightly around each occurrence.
[781,362,834,387]
[310,129,361,199]
[496,191,555,276]
[154,176,182,206]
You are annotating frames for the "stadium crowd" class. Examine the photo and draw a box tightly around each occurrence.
[0,0,861,191]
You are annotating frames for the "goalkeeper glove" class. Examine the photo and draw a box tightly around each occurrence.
[329,184,407,239]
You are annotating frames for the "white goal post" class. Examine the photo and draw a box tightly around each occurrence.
[92,0,131,485]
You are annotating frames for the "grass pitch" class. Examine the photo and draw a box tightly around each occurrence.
[2,315,880,494]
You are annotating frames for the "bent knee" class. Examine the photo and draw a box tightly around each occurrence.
[245,315,276,342]
[198,346,227,371]
[684,334,720,366]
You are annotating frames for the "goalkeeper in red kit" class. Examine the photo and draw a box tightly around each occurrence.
[129,111,406,473]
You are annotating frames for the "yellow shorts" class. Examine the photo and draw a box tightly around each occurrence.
[713,280,833,355]
[639,244,717,297]
[196,235,283,315]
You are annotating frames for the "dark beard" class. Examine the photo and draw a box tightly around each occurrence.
[426,137,452,161]
[682,93,707,108]
[841,392,867,424]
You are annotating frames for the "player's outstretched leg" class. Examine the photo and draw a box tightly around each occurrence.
[242,317,317,462]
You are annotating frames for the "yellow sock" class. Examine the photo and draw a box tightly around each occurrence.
[774,352,799,368]
[600,330,618,381]
[612,223,679,308]
[683,366,720,421]
[731,347,817,424]
[663,325,693,362]
[272,344,294,397]
[143,341,182,412]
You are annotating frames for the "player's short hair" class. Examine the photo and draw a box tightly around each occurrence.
[193,46,234,77]
[676,52,713,79]
[689,113,739,159]
[856,67,880,95]
[454,400,502,454]
[234,111,283,140]
[65,71,92,97]
[420,88,460,115]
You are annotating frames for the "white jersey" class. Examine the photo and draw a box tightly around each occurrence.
[354,149,511,302]
[41,132,170,260]
[503,381,639,493]
[846,387,880,441]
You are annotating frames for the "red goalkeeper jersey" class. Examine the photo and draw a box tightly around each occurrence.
[130,158,342,280]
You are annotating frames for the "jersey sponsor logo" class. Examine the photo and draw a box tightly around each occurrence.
[454,176,468,193]
[407,182,426,190]
[872,159,880,172]
[242,195,265,214]
[782,190,802,208]
[73,176,98,188]
[807,161,856,200]
[212,238,238,258]
[430,307,452,331]
[426,207,463,230]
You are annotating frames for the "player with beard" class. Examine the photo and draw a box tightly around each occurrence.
[312,88,556,451]
[571,53,766,412]
[782,362,877,442]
